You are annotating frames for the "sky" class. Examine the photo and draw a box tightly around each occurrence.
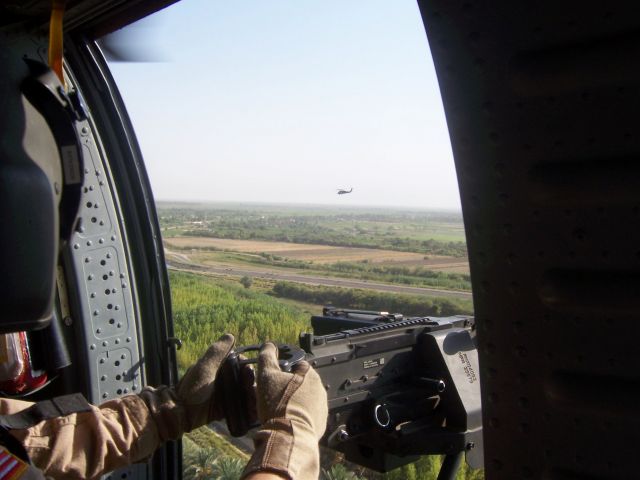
[108,0,460,210]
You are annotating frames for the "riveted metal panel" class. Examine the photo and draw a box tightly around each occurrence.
[64,69,148,480]
[64,38,179,480]
[67,108,145,403]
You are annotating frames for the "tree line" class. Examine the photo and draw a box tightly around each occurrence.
[183,228,468,257]
[270,281,473,317]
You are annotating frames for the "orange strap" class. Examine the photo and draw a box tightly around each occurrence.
[48,0,66,85]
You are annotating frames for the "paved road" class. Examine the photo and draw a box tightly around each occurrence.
[166,258,472,300]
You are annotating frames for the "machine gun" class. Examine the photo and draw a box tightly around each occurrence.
[219,307,483,478]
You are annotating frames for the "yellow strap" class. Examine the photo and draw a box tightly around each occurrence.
[48,0,66,85]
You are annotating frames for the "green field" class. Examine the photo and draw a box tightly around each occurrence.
[171,271,311,370]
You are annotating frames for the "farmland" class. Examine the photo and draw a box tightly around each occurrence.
[159,202,470,291]
[164,236,468,272]
[157,202,468,257]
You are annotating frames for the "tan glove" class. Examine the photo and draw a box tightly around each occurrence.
[242,342,328,480]
[139,333,235,441]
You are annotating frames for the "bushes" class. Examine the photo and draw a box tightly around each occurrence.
[196,253,471,291]
[239,275,252,289]
[170,271,310,371]
[183,426,249,480]
[321,262,471,290]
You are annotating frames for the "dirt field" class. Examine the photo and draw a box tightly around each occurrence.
[164,237,469,273]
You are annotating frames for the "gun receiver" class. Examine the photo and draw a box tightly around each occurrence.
[220,308,483,474]
[303,309,483,472]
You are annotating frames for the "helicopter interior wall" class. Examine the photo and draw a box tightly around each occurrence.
[417,1,640,478]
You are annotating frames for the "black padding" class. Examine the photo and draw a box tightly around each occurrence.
[0,123,57,332]
[0,52,60,333]
[0,54,84,334]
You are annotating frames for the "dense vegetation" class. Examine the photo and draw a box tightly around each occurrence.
[171,271,481,479]
[323,261,470,290]
[183,427,247,480]
[158,203,467,257]
[170,271,310,370]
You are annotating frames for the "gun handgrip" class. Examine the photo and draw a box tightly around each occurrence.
[234,343,306,372]
[218,343,307,437]
[217,351,254,437]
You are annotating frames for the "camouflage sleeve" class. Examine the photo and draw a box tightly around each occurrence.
[6,395,160,480]
[0,397,34,415]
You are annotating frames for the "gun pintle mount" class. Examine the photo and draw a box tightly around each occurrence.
[219,307,483,475]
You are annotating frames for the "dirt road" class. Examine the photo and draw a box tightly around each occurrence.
[164,237,470,272]
[166,258,472,300]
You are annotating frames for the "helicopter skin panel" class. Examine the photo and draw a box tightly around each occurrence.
[418,1,640,478]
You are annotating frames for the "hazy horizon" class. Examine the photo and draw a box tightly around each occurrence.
[155,198,463,214]
[109,0,461,210]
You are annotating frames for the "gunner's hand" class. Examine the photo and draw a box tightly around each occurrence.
[242,342,328,480]
[139,333,236,441]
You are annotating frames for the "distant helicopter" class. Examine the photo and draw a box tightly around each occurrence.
[337,187,353,195]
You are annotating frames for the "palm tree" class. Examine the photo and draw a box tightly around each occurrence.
[321,464,366,480]
[210,456,245,480]
[184,446,217,480]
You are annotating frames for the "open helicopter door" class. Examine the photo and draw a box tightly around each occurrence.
[1,1,182,479]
